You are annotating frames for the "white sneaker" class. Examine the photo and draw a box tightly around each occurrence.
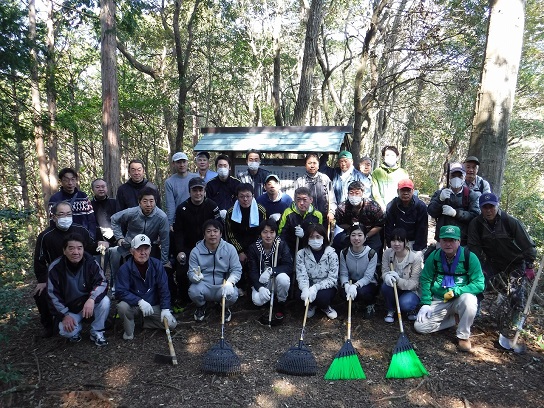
[321,306,337,319]
[123,332,134,341]
[384,311,395,323]
[307,305,316,318]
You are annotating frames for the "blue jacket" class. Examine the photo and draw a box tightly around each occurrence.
[115,257,171,309]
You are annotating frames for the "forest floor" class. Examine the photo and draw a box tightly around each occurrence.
[1,285,544,408]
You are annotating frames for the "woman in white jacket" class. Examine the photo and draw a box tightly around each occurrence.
[380,228,422,323]
[296,223,338,319]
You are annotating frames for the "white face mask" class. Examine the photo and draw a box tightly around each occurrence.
[308,238,323,250]
[247,162,260,171]
[348,196,363,206]
[450,177,464,189]
[217,167,230,178]
[384,157,397,167]
[56,216,73,231]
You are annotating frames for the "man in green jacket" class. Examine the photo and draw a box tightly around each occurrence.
[414,225,484,352]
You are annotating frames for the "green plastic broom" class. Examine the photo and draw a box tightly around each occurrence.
[385,280,429,379]
[324,287,366,380]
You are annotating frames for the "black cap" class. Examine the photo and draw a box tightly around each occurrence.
[189,177,206,189]
[464,156,480,165]
[195,151,210,159]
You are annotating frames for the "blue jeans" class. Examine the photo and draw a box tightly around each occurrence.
[381,282,420,312]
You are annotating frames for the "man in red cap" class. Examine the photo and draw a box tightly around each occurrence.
[384,179,428,252]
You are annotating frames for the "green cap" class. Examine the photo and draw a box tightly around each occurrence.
[338,150,353,159]
[439,225,461,240]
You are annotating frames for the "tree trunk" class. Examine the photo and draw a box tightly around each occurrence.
[272,0,284,126]
[29,0,52,216]
[468,0,526,197]
[291,0,325,126]
[100,0,121,195]
[11,72,30,210]
[45,0,58,184]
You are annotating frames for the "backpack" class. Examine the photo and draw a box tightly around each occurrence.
[341,246,378,282]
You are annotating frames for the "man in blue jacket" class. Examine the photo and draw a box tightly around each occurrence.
[116,234,176,340]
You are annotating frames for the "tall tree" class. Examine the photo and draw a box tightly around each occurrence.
[468,0,526,196]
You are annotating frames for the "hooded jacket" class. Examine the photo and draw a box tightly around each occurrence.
[371,163,409,210]
[188,238,242,286]
[339,245,378,288]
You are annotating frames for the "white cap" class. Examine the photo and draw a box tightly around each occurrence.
[172,152,188,162]
[131,234,151,248]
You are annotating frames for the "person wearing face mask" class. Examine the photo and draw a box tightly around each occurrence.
[428,162,480,246]
[33,201,97,337]
[296,223,338,319]
[334,181,385,257]
[205,154,241,217]
[237,149,271,198]
[380,228,422,323]
[339,224,380,319]
[371,146,409,211]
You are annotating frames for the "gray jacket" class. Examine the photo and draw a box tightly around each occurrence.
[111,206,170,264]
[296,246,338,291]
[188,239,242,286]
[339,246,377,288]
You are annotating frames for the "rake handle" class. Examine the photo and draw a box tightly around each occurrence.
[300,298,310,341]
[268,240,280,327]
[347,280,352,341]
[393,279,404,334]
[163,317,178,365]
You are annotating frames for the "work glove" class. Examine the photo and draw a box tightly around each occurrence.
[416,305,432,323]
[101,227,114,240]
[440,188,453,201]
[191,266,202,282]
[219,209,227,219]
[345,284,358,301]
[221,281,235,297]
[525,267,535,280]
[384,271,400,287]
[138,299,154,317]
[259,267,273,284]
[258,286,271,302]
[443,290,455,302]
[294,225,304,238]
[308,285,318,303]
[301,287,310,302]
[269,213,281,222]
[96,244,107,255]
[161,309,176,326]
[442,205,457,217]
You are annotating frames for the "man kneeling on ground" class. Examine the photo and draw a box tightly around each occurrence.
[116,234,176,340]
[414,225,484,352]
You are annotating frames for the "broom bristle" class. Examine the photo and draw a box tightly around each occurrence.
[385,333,428,379]
[324,340,366,380]
[276,340,317,376]
[202,339,241,376]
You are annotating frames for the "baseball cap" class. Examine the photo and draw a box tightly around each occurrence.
[449,162,466,175]
[195,151,210,159]
[172,152,188,162]
[265,174,280,183]
[131,234,151,248]
[464,156,480,165]
[338,150,353,160]
[189,177,206,189]
[439,225,461,240]
[398,179,414,190]
[479,193,498,207]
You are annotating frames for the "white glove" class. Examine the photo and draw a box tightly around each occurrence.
[345,284,358,301]
[191,266,202,282]
[219,209,227,219]
[442,205,457,217]
[294,225,304,238]
[96,244,107,255]
[222,281,235,297]
[417,305,432,323]
[138,299,154,317]
[308,285,318,303]
[440,188,452,201]
[161,309,176,326]
[258,286,271,302]
[101,227,114,239]
[384,271,400,287]
[301,288,309,302]
[270,213,281,222]
[259,267,272,284]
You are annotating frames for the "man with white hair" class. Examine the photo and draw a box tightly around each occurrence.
[427,162,480,246]
[463,156,491,194]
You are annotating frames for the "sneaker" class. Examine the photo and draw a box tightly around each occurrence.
[458,338,472,352]
[90,332,108,347]
[307,305,316,318]
[224,308,232,322]
[384,311,395,323]
[123,332,134,341]
[321,306,337,319]
[363,304,376,319]
[274,311,285,320]
[407,310,417,321]
[194,304,207,322]
[69,334,81,343]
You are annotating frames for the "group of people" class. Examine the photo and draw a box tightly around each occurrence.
[33,148,536,353]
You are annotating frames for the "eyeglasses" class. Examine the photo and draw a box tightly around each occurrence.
[238,194,253,200]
